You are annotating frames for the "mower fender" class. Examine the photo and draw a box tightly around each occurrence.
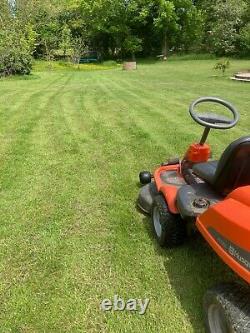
[196,186,250,284]
[159,186,179,214]
[137,182,158,214]
[196,186,250,283]
[154,165,181,214]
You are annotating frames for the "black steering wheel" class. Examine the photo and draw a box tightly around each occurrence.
[189,97,239,129]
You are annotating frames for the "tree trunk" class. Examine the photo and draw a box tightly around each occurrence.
[162,31,168,60]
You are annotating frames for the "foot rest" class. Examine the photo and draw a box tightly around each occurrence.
[176,183,222,219]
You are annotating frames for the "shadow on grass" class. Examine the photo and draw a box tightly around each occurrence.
[0,74,41,82]
[136,58,160,65]
[141,214,236,331]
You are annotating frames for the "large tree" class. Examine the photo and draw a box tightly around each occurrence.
[153,0,204,58]
[153,0,178,58]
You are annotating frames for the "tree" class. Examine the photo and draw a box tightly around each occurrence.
[1,0,249,77]
[239,23,250,55]
[40,21,60,65]
[153,0,204,58]
[122,35,142,61]
[0,1,36,77]
[60,25,72,57]
[0,19,36,77]
[153,0,178,58]
[174,0,204,52]
[208,0,247,55]
[70,0,147,60]
[71,36,85,68]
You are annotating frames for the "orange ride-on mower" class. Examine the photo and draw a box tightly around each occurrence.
[137,97,250,333]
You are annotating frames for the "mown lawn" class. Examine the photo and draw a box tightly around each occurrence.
[0,59,249,332]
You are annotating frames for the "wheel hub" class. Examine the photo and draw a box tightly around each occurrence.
[193,197,210,209]
[208,304,230,333]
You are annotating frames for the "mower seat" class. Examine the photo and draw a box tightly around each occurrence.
[193,136,250,196]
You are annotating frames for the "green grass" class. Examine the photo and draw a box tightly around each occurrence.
[33,60,120,72]
[0,58,249,332]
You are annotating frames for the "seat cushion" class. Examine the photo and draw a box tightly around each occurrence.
[192,160,218,184]
[176,183,222,219]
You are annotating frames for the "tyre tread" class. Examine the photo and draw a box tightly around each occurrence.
[152,194,186,247]
[204,283,250,333]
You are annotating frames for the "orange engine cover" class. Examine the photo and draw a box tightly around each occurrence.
[186,143,211,163]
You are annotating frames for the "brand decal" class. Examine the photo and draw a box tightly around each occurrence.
[208,228,250,272]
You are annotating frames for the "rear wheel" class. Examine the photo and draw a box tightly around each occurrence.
[151,194,186,247]
[203,284,250,333]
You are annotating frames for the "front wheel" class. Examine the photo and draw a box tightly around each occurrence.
[203,284,250,333]
[151,194,186,247]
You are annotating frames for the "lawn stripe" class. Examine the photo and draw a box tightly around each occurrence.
[0,59,249,332]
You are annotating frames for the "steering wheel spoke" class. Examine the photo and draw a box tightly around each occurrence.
[197,113,232,125]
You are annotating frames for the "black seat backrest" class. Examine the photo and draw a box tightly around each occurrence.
[213,136,250,196]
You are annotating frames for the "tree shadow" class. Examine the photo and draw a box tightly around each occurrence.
[0,74,41,82]
[136,58,160,65]
[141,215,237,331]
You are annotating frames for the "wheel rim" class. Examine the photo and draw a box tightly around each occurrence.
[153,206,162,238]
[208,304,230,333]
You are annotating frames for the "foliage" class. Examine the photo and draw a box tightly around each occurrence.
[175,2,204,52]
[39,21,60,63]
[71,36,86,67]
[153,0,205,57]
[214,59,230,75]
[59,25,72,57]
[209,0,247,56]
[153,0,178,57]
[122,35,143,60]
[239,23,250,55]
[0,0,250,77]
[0,20,36,77]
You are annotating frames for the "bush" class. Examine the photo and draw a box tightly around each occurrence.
[239,23,250,56]
[0,23,36,77]
[214,59,230,75]
[209,0,246,56]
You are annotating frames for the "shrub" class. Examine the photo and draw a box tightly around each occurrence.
[239,23,250,56]
[0,23,36,77]
[209,0,246,56]
[214,59,230,75]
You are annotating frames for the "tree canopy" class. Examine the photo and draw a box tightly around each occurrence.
[0,0,249,76]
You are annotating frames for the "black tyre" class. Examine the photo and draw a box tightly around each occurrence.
[203,284,250,333]
[151,194,186,247]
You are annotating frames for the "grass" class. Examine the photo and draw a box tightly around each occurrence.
[32,60,120,72]
[0,58,249,332]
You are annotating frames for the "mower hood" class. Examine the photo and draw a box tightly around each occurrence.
[196,186,250,284]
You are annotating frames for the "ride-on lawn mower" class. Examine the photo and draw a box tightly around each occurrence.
[137,97,250,333]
